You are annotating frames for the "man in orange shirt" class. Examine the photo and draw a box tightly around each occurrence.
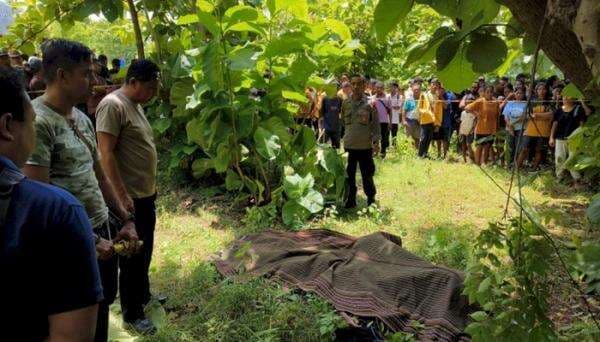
[465,85,500,165]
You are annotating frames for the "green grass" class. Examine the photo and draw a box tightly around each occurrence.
[107,142,595,341]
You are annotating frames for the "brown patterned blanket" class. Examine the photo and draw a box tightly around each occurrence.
[214,229,475,341]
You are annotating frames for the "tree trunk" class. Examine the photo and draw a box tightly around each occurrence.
[502,0,595,94]
[127,0,145,60]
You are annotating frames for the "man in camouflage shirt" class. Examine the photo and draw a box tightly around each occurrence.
[23,39,145,341]
[342,75,380,208]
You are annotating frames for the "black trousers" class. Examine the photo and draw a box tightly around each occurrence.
[380,123,390,155]
[120,194,157,322]
[94,223,119,342]
[325,130,340,149]
[345,149,376,204]
[390,123,399,139]
[418,123,434,157]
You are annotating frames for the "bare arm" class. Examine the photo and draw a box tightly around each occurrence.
[48,305,98,342]
[580,100,592,116]
[23,165,50,183]
[96,132,133,215]
[93,150,138,243]
[533,111,554,120]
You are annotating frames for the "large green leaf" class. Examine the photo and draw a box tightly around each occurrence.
[263,32,309,58]
[170,79,195,106]
[186,84,210,110]
[262,116,291,143]
[191,158,214,178]
[171,54,193,78]
[436,34,460,70]
[457,0,500,30]
[101,0,123,22]
[587,195,600,225]
[225,170,243,191]
[282,90,309,103]
[177,14,199,25]
[324,19,352,41]
[226,22,265,35]
[254,127,281,160]
[197,0,214,12]
[466,33,508,73]
[373,0,414,41]
[298,189,324,213]
[267,0,309,21]
[282,200,310,226]
[404,26,453,67]
[437,45,478,92]
[562,83,584,99]
[417,0,458,18]
[293,126,316,155]
[203,41,225,91]
[283,173,314,199]
[228,45,260,71]
[225,5,259,25]
[214,142,232,173]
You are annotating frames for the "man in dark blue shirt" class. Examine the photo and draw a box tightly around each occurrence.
[0,67,103,341]
[321,94,343,149]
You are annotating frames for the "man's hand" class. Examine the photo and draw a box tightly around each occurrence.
[434,126,440,133]
[402,120,408,127]
[549,138,555,148]
[114,221,139,254]
[96,238,114,260]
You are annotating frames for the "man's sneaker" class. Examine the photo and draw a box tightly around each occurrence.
[153,294,168,305]
[127,318,157,335]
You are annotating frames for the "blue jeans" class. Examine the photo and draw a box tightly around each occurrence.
[418,124,434,157]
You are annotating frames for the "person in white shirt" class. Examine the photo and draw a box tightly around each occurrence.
[388,81,404,146]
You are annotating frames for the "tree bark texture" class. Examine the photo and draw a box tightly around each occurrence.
[127,0,145,60]
[502,0,596,94]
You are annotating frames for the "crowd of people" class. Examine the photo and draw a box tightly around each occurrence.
[1,39,160,341]
[300,72,593,207]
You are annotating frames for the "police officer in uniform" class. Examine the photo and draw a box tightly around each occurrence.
[342,75,380,208]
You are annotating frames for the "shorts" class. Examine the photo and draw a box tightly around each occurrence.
[521,136,549,153]
[405,119,420,140]
[459,134,474,145]
[475,134,494,146]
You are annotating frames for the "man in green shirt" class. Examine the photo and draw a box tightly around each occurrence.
[23,39,142,341]
[342,75,380,208]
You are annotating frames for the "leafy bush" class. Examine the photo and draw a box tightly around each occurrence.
[161,0,356,226]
